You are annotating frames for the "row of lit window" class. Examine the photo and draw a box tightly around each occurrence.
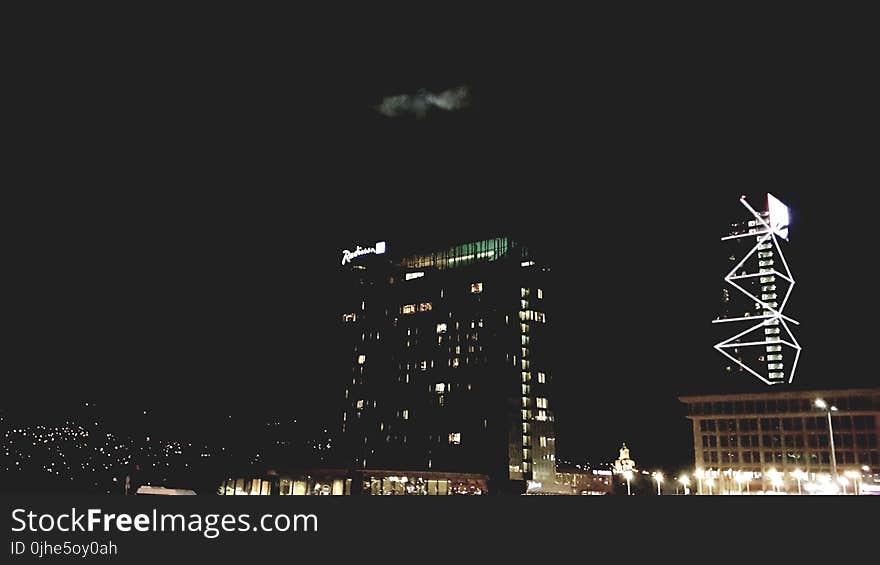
[402,302,433,315]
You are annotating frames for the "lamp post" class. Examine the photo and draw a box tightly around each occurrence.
[792,469,806,495]
[845,470,860,496]
[815,398,839,480]
[653,472,663,496]
[679,475,690,495]
[623,470,633,496]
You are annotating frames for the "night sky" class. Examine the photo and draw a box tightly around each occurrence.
[8,39,877,475]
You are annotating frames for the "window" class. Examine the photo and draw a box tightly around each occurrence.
[448,433,461,445]
[356,400,364,410]
[536,397,548,409]
[452,357,460,368]
[760,276,776,283]
[434,383,446,393]
[470,282,483,294]
[768,363,784,370]
[537,372,546,383]
[419,302,432,312]
[522,384,530,395]
[521,288,530,298]
[342,313,357,322]
[766,345,782,352]
[357,354,366,365]
[537,288,543,299]
[402,304,416,315]
[436,323,447,334]
[522,372,531,383]
[540,436,548,448]
[402,409,409,420]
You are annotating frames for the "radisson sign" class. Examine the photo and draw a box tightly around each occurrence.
[341,241,386,265]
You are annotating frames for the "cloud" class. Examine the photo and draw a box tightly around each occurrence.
[374,85,471,119]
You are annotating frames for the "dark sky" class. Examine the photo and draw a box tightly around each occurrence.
[8,35,877,471]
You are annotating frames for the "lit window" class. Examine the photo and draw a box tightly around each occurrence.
[435,383,446,393]
[521,372,531,382]
[419,302,432,312]
[768,363,784,370]
[766,345,782,352]
[540,436,548,448]
[765,328,780,335]
[536,410,548,422]
[768,372,784,379]
[537,288,543,299]
[448,433,461,445]
[470,282,483,294]
[402,304,416,315]
[536,397,548,409]
[402,409,409,420]
[420,361,428,371]
[436,322,447,334]
[356,400,364,410]
[342,313,357,322]
[521,288,530,298]
[538,372,546,383]
[522,384,530,395]
[357,354,366,365]
[761,293,777,300]
[760,276,776,283]
[405,272,425,281]
[767,354,783,361]
[452,357,460,368]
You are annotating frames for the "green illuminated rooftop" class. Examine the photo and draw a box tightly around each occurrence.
[399,237,514,271]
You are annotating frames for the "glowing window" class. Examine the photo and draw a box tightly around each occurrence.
[537,288,543,299]
[436,323,447,334]
[536,398,548,409]
[419,302,432,312]
[470,283,483,294]
[342,313,357,322]
[448,433,461,445]
[357,354,366,365]
[435,383,446,393]
[402,304,416,315]
[537,372,546,383]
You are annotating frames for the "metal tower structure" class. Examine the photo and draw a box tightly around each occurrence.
[713,194,801,385]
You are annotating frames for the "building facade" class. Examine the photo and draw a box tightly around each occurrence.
[336,237,555,494]
[680,388,880,489]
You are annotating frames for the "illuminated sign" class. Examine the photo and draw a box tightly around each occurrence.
[341,241,386,265]
[767,193,790,241]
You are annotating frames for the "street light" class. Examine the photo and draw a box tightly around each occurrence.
[844,470,860,496]
[792,469,807,495]
[623,470,633,496]
[653,472,663,495]
[815,398,839,480]
[679,475,690,495]
[695,468,704,495]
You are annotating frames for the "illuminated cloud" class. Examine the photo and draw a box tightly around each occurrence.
[374,85,471,119]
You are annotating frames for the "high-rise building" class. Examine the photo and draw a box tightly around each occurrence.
[336,236,555,494]
[713,193,801,386]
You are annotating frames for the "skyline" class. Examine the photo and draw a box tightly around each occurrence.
[7,47,879,483]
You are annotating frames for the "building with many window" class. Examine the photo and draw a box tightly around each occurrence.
[679,387,880,492]
[336,237,555,494]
